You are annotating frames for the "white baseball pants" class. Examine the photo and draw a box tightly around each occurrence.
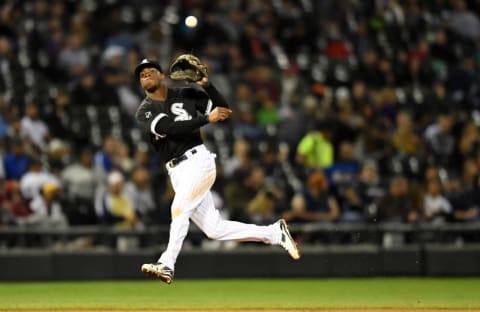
[158,144,281,270]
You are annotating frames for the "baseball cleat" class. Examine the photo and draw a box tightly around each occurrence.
[278,219,301,260]
[141,262,174,284]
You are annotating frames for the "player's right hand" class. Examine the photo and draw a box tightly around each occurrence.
[208,107,232,123]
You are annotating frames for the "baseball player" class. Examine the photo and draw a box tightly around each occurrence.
[134,55,300,284]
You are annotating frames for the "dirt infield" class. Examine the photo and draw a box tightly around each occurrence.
[0,308,480,312]
[65,310,478,312]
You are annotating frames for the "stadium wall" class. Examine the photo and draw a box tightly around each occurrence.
[1,245,480,280]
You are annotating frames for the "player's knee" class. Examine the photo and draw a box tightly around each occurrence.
[206,231,220,240]
[205,228,222,240]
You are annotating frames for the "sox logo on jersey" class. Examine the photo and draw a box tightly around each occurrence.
[171,103,192,121]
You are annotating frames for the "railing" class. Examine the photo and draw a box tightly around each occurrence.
[1,222,479,250]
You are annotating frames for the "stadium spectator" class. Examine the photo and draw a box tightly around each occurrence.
[457,122,480,166]
[124,166,156,225]
[259,143,294,202]
[19,158,60,201]
[0,180,30,225]
[0,186,14,227]
[112,141,135,175]
[60,147,99,225]
[22,182,67,228]
[296,120,335,171]
[0,98,10,140]
[45,138,70,174]
[374,174,420,224]
[325,141,360,188]
[277,94,317,158]
[256,97,280,130]
[421,81,453,125]
[246,187,280,225]
[222,138,252,179]
[57,33,91,80]
[0,36,27,109]
[450,173,480,225]
[3,140,30,180]
[448,0,480,40]
[461,157,479,189]
[94,135,118,175]
[353,109,391,166]
[95,170,141,250]
[43,89,74,142]
[231,99,264,141]
[223,165,269,222]
[391,110,423,155]
[70,71,102,108]
[282,170,340,223]
[331,95,361,145]
[422,178,452,224]
[94,170,139,229]
[353,49,385,88]
[20,103,50,152]
[424,112,456,169]
[342,159,386,222]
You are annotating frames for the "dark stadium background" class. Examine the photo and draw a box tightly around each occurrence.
[0,0,480,279]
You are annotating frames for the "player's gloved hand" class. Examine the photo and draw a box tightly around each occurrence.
[208,107,232,123]
[169,54,208,82]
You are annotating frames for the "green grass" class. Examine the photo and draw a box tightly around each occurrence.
[0,278,479,310]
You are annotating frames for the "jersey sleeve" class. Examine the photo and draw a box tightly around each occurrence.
[203,83,229,109]
[135,103,156,135]
[136,102,209,138]
[185,83,229,115]
[153,114,209,137]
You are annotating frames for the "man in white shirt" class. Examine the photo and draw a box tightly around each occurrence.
[20,103,50,151]
[20,158,60,200]
[23,183,68,227]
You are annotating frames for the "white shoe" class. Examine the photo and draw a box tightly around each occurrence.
[277,219,301,260]
[141,262,174,284]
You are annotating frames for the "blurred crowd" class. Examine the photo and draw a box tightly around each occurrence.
[1,0,480,246]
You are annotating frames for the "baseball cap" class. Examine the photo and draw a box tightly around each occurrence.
[107,171,124,185]
[134,59,163,79]
[42,182,60,195]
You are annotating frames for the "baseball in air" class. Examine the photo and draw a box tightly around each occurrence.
[185,15,198,28]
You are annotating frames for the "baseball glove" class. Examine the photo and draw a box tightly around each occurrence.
[169,54,208,82]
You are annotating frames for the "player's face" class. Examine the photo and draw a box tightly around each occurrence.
[139,67,163,92]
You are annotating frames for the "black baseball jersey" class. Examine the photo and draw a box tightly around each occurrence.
[135,83,228,162]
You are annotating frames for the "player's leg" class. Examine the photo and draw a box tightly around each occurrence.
[140,191,190,284]
[191,191,300,259]
[191,191,277,243]
[142,148,217,282]
[157,174,216,270]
